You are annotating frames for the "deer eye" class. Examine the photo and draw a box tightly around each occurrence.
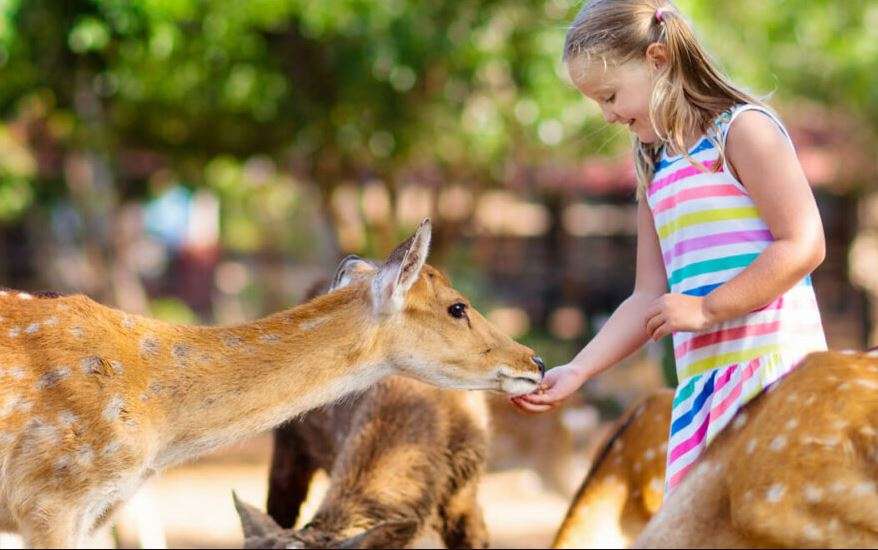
[448,303,467,319]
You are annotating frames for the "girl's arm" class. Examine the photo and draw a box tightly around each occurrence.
[512,201,668,412]
[645,112,825,340]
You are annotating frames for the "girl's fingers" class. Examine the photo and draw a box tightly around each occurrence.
[645,312,664,336]
[651,321,670,341]
[520,392,553,404]
[510,397,554,413]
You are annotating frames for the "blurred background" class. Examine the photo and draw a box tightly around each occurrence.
[0,0,876,547]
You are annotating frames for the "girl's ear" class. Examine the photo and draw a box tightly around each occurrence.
[645,43,669,71]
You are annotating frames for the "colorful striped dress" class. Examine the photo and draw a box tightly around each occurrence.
[645,104,827,493]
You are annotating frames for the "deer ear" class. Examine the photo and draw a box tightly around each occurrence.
[232,492,284,542]
[331,255,377,291]
[372,218,432,314]
[336,520,420,549]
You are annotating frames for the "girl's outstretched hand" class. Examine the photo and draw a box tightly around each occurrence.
[509,363,585,413]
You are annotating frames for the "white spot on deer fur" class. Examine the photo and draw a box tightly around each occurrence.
[9,366,24,379]
[746,438,758,454]
[785,392,798,403]
[8,327,20,337]
[75,444,94,466]
[18,293,32,300]
[853,482,876,497]
[223,334,243,348]
[102,440,122,456]
[110,360,123,374]
[103,395,124,421]
[27,418,59,445]
[832,419,848,431]
[805,395,817,406]
[44,316,58,326]
[36,366,70,389]
[693,460,713,478]
[802,524,822,541]
[838,382,851,391]
[259,333,280,343]
[299,316,328,332]
[14,398,33,414]
[0,290,6,296]
[0,397,16,418]
[649,477,663,494]
[859,426,876,438]
[24,323,39,334]
[54,454,72,473]
[140,335,160,357]
[57,411,78,426]
[855,379,878,390]
[840,349,857,355]
[766,483,785,503]
[172,343,191,366]
[732,413,748,430]
[81,356,102,374]
[784,419,799,431]
[743,490,754,501]
[659,441,668,453]
[122,315,135,329]
[801,434,840,447]
[803,484,823,503]
[70,326,84,338]
[612,439,624,453]
[633,461,642,473]
[0,431,14,446]
[769,435,787,452]
[830,481,847,494]
[644,448,656,461]
[828,518,841,532]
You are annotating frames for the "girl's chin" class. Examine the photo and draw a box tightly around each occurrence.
[633,130,659,144]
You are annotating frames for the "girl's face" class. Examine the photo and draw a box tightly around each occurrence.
[567,50,665,144]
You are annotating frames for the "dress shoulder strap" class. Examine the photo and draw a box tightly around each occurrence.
[717,103,794,149]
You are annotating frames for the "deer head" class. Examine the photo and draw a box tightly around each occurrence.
[331,218,545,395]
[233,493,417,549]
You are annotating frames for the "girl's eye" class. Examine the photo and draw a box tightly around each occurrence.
[606,93,616,103]
[448,303,467,319]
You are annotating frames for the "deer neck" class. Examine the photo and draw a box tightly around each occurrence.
[152,286,388,467]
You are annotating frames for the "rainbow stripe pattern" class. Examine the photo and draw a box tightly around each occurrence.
[646,104,827,494]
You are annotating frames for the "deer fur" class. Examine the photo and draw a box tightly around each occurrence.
[234,278,490,549]
[0,219,543,548]
[553,351,878,548]
[238,377,490,549]
[553,389,673,549]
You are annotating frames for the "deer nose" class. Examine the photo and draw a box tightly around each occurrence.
[532,356,546,377]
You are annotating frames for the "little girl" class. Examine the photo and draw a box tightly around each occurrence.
[513,0,828,494]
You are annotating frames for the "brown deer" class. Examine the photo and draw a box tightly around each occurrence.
[0,219,544,548]
[232,277,491,549]
[236,378,490,549]
[553,389,673,548]
[553,350,878,548]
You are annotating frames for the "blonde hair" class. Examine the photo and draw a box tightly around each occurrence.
[564,0,765,198]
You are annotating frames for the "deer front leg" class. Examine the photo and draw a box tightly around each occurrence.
[438,479,489,549]
[266,427,317,529]
[18,503,84,549]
